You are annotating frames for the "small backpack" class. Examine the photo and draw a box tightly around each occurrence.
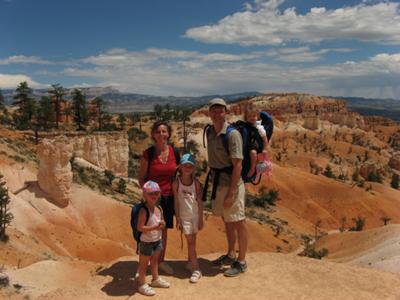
[130,202,162,253]
[203,111,274,184]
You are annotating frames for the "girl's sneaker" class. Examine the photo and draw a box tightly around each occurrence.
[138,283,156,296]
[151,277,170,288]
[189,270,202,283]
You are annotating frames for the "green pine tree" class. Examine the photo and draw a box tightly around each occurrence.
[48,84,65,129]
[0,88,5,110]
[91,97,106,131]
[104,170,115,186]
[391,174,399,189]
[0,173,13,241]
[117,113,126,130]
[117,178,126,193]
[72,89,88,131]
[12,81,36,129]
[37,96,55,130]
[323,164,335,178]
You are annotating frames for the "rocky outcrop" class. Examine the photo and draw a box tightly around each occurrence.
[364,116,397,127]
[194,93,366,128]
[37,137,73,207]
[249,94,365,128]
[37,133,129,206]
[303,114,319,130]
[359,160,385,179]
[389,153,400,171]
[72,133,128,176]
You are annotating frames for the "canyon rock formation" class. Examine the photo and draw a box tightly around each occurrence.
[37,133,128,205]
[389,153,400,171]
[72,133,129,176]
[37,137,73,207]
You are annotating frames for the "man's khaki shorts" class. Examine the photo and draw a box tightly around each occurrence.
[211,183,245,223]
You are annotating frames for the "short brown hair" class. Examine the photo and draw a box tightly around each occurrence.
[244,104,258,119]
[151,121,172,140]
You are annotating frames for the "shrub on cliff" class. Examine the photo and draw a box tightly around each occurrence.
[367,172,382,183]
[298,235,328,260]
[117,178,126,194]
[252,187,279,208]
[104,170,115,186]
[349,216,365,231]
[323,164,335,179]
[0,173,13,242]
[391,174,399,189]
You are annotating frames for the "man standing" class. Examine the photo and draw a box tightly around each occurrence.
[205,98,248,277]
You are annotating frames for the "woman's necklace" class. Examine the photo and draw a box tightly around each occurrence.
[158,147,169,164]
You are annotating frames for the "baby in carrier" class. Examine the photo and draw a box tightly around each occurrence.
[244,104,272,178]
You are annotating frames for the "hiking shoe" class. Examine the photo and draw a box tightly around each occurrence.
[151,277,170,288]
[189,270,202,283]
[224,261,247,277]
[212,254,236,266]
[159,262,174,275]
[138,283,156,296]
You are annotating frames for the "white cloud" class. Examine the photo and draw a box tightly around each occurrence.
[0,74,46,89]
[266,47,354,62]
[201,52,264,62]
[61,48,400,98]
[185,1,400,45]
[0,55,52,65]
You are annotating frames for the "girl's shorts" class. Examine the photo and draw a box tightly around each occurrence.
[139,240,163,256]
[181,217,199,235]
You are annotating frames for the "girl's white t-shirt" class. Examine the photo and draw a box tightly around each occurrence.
[140,207,162,242]
[177,177,198,220]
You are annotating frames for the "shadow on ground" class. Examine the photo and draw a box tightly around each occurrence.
[98,258,222,296]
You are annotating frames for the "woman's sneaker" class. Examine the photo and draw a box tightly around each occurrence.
[138,283,156,296]
[224,261,247,277]
[159,262,174,275]
[212,254,236,266]
[151,277,170,288]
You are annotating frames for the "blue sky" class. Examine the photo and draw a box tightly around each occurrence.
[0,0,399,98]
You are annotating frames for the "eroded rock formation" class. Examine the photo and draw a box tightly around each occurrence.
[389,153,400,171]
[72,133,129,176]
[37,133,129,205]
[37,137,73,207]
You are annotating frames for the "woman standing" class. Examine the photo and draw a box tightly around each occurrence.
[139,121,179,275]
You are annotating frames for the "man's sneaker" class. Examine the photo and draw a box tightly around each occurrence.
[159,262,174,275]
[212,254,236,266]
[138,283,156,296]
[224,261,247,277]
[151,277,170,288]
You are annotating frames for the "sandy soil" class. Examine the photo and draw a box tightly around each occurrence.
[316,225,400,274]
[3,252,400,300]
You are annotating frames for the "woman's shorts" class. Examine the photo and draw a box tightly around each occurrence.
[181,217,199,235]
[139,240,163,256]
[160,195,175,229]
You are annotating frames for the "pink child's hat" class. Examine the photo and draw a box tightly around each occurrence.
[142,180,161,193]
